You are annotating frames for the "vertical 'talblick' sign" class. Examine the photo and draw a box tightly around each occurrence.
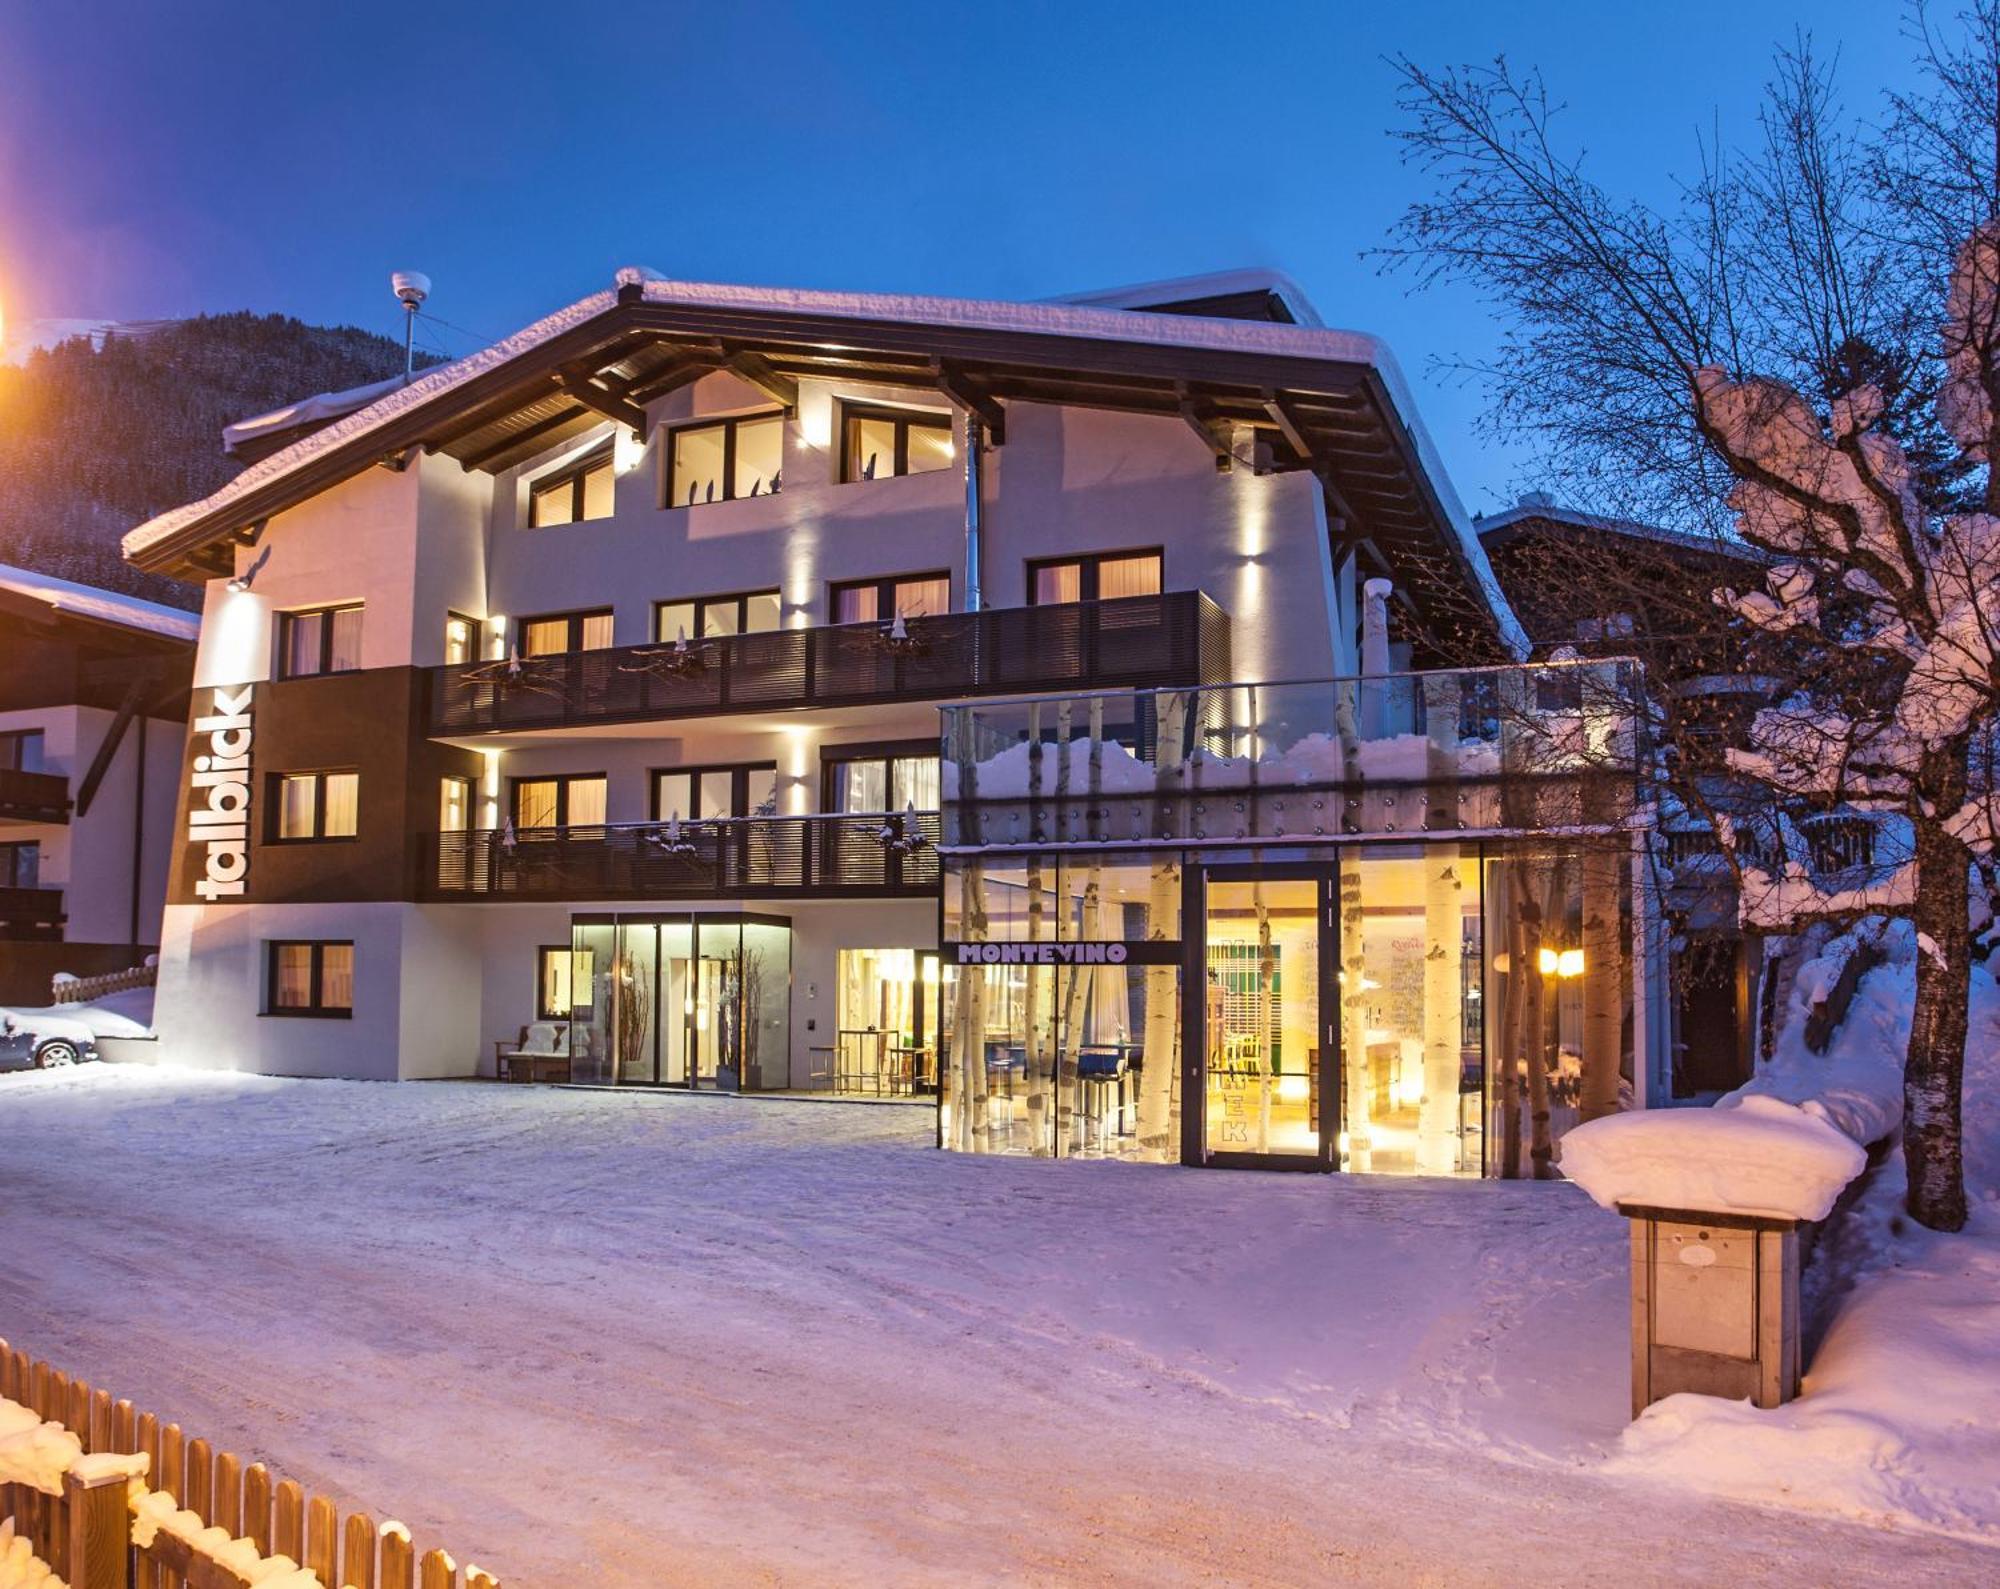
[189,685,254,900]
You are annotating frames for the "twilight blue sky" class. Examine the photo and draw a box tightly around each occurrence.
[0,0,1922,512]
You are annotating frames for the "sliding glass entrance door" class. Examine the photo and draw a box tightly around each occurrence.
[1198,871,1333,1167]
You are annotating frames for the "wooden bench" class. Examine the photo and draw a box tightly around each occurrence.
[495,1021,574,1083]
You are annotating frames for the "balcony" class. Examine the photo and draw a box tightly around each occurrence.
[419,810,942,902]
[938,660,1646,850]
[0,887,65,941]
[0,769,70,824]
[427,591,1231,737]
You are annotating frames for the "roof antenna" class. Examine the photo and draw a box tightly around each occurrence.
[392,271,431,381]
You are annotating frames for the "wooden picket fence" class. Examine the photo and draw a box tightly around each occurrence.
[0,1338,500,1589]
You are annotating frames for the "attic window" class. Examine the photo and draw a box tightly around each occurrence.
[529,444,615,528]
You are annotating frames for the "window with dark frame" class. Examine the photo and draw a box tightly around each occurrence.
[439,775,473,833]
[651,763,779,822]
[667,412,784,507]
[265,940,354,1018]
[1027,549,1164,605]
[519,609,615,656]
[528,444,615,528]
[270,770,359,842]
[0,730,45,773]
[828,572,951,626]
[654,589,783,644]
[511,773,608,832]
[277,605,363,680]
[821,743,940,814]
[444,612,479,665]
[537,944,574,1019]
[841,403,954,483]
[0,841,40,889]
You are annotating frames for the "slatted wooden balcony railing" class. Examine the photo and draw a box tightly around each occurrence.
[0,767,70,824]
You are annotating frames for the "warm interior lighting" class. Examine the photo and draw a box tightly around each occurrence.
[1558,947,1586,979]
[1538,947,1559,977]
[1275,1073,1310,1104]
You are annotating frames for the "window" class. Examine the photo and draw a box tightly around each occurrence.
[0,730,45,773]
[529,444,615,528]
[823,744,940,814]
[655,589,783,644]
[0,842,40,888]
[841,403,953,482]
[271,771,359,841]
[520,609,615,656]
[444,612,478,665]
[277,605,363,679]
[440,775,472,833]
[512,773,608,831]
[830,572,951,626]
[668,413,784,506]
[266,940,354,1018]
[1028,550,1163,605]
[536,940,588,1016]
[652,763,779,822]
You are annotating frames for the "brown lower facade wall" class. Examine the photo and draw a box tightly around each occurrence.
[0,940,151,1006]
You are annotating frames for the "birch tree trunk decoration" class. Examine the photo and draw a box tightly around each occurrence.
[948,715,990,1153]
[1340,856,1373,1170]
[1023,705,1050,1155]
[1420,673,1464,1174]
[1578,839,1625,1122]
[1136,690,1188,1161]
[1499,865,1530,1179]
[1251,876,1274,1152]
[1525,863,1561,1179]
[1056,874,1096,1151]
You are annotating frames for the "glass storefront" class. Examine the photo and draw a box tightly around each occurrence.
[939,839,1630,1176]
[833,947,942,1095]
[567,912,791,1090]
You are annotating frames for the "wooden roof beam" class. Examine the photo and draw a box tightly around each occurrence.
[556,366,649,434]
[720,346,799,412]
[460,404,591,471]
[933,360,1006,445]
[1177,386,1233,472]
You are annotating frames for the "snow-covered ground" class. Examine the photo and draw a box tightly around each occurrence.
[2,1070,1994,1585]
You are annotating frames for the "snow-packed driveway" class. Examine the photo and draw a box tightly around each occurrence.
[1,1068,1991,1586]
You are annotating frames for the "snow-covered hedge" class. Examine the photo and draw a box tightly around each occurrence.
[1563,925,1913,1221]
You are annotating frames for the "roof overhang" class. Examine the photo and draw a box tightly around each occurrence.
[126,277,1525,662]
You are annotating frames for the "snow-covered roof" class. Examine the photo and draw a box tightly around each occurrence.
[121,266,1527,658]
[1049,267,1326,327]
[1476,499,1768,564]
[0,562,198,642]
[223,371,422,455]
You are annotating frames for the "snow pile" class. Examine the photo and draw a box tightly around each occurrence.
[1,988,156,1047]
[1563,927,1913,1221]
[129,1490,323,1588]
[0,1521,60,1589]
[0,1398,80,1496]
[1607,958,2000,1540]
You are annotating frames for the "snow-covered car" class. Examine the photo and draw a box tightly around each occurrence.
[0,1010,100,1070]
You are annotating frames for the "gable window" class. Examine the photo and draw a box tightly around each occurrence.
[0,730,45,773]
[529,444,615,528]
[267,940,353,1017]
[444,612,478,665]
[278,605,363,679]
[655,589,783,644]
[520,609,615,656]
[0,842,40,889]
[652,762,779,822]
[830,572,951,626]
[822,743,940,814]
[668,413,784,507]
[1029,550,1163,605]
[512,773,608,832]
[271,770,359,842]
[841,404,953,482]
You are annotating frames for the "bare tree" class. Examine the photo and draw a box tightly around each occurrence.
[1384,5,2000,1230]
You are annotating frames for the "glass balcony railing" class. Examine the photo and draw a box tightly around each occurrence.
[427,591,1231,736]
[938,659,1646,849]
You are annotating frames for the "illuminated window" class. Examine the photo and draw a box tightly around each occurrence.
[652,763,778,821]
[277,605,363,679]
[1029,550,1163,605]
[440,775,472,833]
[668,413,784,506]
[822,744,939,813]
[830,573,950,625]
[537,943,587,1020]
[272,770,358,841]
[654,589,782,644]
[841,404,953,482]
[266,940,353,1017]
[444,613,478,665]
[520,609,614,655]
[529,444,615,528]
[511,773,607,832]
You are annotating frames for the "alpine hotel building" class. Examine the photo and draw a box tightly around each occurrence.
[126,269,1664,1177]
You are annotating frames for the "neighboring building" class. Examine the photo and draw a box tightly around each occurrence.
[123,266,1665,1178]
[0,564,195,1002]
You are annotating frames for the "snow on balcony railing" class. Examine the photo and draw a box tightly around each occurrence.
[939,657,1645,850]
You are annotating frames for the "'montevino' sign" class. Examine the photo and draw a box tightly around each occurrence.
[945,940,1179,966]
